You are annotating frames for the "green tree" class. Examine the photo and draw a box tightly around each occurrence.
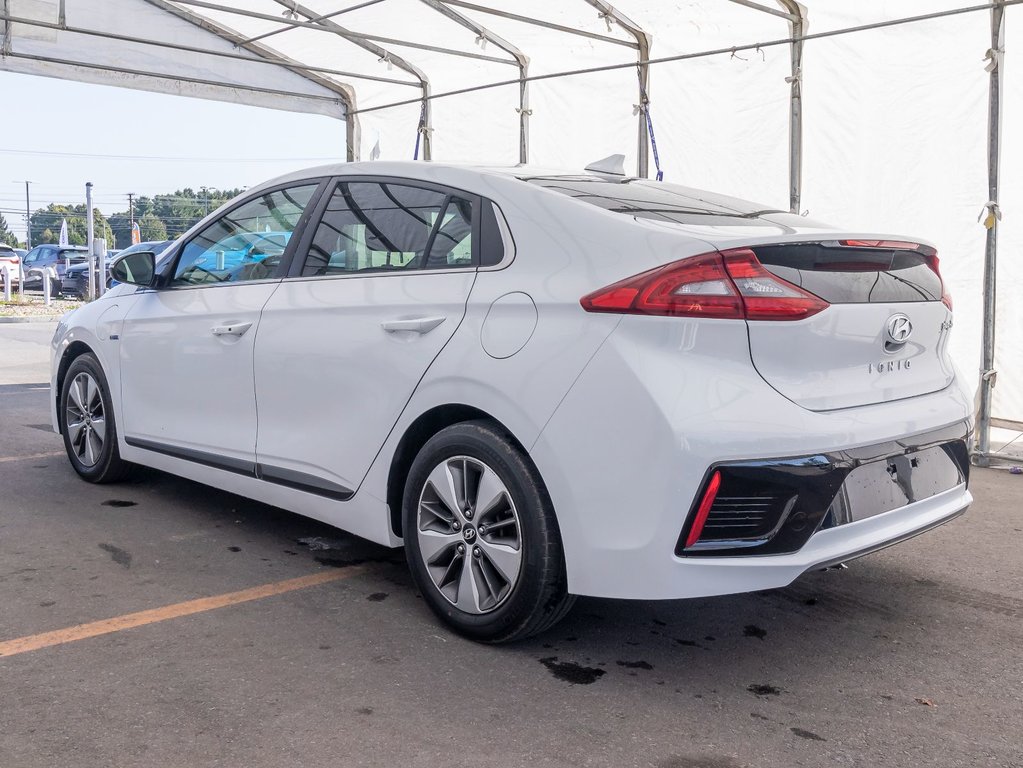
[139,212,168,241]
[0,212,20,247]
[29,204,114,248]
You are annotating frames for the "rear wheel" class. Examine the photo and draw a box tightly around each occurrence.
[403,421,574,643]
[60,353,131,483]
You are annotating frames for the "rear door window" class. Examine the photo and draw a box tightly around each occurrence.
[299,181,475,276]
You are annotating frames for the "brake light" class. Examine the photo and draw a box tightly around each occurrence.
[685,471,721,549]
[925,254,953,311]
[837,239,920,250]
[580,248,828,321]
[721,249,829,320]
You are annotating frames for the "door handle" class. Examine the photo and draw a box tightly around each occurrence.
[210,322,253,337]
[380,316,446,334]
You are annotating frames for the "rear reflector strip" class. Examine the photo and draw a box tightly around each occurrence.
[684,470,721,549]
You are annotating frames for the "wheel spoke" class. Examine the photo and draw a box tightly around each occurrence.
[418,530,460,565]
[425,462,461,518]
[473,467,508,517]
[86,376,100,415]
[70,376,88,413]
[66,417,86,445]
[83,427,97,465]
[478,538,522,585]
[455,551,481,613]
[90,416,106,443]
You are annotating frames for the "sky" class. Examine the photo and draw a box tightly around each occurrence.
[0,71,349,242]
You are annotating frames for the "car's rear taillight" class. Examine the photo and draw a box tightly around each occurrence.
[925,254,953,311]
[580,248,828,321]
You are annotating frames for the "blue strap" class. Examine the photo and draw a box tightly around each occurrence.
[639,75,663,181]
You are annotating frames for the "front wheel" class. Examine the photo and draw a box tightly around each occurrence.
[403,421,574,643]
[60,353,132,483]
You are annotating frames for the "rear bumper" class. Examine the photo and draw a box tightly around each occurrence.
[531,314,974,600]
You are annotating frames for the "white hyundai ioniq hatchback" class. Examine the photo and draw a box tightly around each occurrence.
[51,162,972,642]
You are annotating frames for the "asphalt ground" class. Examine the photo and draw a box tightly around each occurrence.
[1,323,1021,768]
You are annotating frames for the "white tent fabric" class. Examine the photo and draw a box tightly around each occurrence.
[0,0,1020,430]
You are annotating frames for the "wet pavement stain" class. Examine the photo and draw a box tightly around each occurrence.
[366,592,388,602]
[227,546,242,552]
[101,500,138,508]
[747,683,782,697]
[674,638,707,649]
[98,543,132,568]
[617,660,654,670]
[743,624,767,640]
[790,727,826,741]
[538,656,606,685]
[356,707,374,715]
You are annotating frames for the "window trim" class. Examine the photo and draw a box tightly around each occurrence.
[286,175,483,281]
[156,177,330,291]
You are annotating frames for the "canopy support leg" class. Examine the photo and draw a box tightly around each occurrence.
[975,0,1006,465]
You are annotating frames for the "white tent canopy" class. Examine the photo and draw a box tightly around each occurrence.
[1,0,1020,459]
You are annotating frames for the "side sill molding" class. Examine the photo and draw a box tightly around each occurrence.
[124,437,353,501]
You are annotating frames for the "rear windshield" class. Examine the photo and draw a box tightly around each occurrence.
[753,243,943,304]
[522,175,790,227]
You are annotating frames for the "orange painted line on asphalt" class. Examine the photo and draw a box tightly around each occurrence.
[0,568,363,658]
[0,451,64,464]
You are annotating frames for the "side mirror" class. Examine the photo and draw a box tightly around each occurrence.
[110,251,156,287]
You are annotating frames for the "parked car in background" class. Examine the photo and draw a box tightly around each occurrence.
[51,161,972,642]
[0,244,20,284]
[62,240,174,298]
[15,249,28,260]
[21,244,88,294]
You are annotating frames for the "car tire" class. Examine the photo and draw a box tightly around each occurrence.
[59,353,132,483]
[403,420,575,643]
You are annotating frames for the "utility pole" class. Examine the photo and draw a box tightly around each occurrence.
[128,192,135,237]
[201,186,209,217]
[86,182,95,301]
[25,181,31,248]
[14,181,34,248]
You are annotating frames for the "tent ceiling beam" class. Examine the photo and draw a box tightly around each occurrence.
[236,0,387,47]
[0,12,418,87]
[423,0,529,162]
[146,0,360,159]
[439,0,638,49]
[582,0,652,177]
[167,0,511,65]
[726,0,797,22]
[267,0,432,161]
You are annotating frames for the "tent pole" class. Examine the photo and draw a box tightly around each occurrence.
[419,0,528,163]
[778,1,806,214]
[582,1,651,178]
[975,0,1006,465]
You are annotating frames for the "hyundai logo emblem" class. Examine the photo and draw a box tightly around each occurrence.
[885,314,913,345]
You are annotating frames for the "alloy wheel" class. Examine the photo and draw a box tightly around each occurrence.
[416,456,523,614]
[65,372,106,467]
